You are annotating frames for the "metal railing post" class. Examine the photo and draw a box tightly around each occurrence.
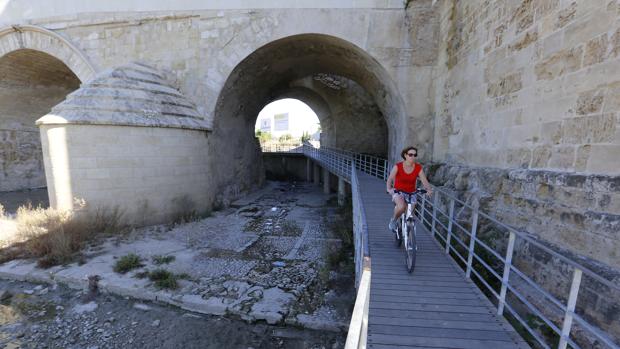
[420,195,427,225]
[558,268,583,349]
[431,193,439,238]
[497,231,516,315]
[445,198,455,254]
[465,207,479,279]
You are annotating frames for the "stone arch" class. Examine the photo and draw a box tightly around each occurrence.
[0,25,94,198]
[210,33,404,203]
[268,86,333,142]
[0,25,97,82]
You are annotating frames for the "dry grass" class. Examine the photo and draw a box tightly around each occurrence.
[0,202,127,268]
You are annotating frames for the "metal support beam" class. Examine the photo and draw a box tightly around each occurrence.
[306,158,312,182]
[445,198,455,254]
[338,176,346,206]
[313,163,320,186]
[323,167,330,194]
[558,268,582,349]
[498,231,516,315]
[465,208,479,279]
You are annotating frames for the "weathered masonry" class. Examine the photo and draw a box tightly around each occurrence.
[0,0,619,322]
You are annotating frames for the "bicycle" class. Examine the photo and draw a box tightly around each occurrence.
[392,188,427,273]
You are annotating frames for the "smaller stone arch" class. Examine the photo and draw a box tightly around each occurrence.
[0,25,97,82]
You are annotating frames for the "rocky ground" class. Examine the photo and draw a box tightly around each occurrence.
[0,279,343,349]
[0,181,354,348]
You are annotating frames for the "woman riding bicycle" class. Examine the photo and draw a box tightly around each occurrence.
[386,146,433,232]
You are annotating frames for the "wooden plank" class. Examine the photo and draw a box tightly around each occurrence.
[369,316,501,330]
[370,301,491,314]
[369,324,515,341]
[368,345,446,349]
[371,277,471,289]
[368,308,498,322]
[371,289,480,299]
[370,284,475,293]
[367,334,521,349]
[371,295,483,306]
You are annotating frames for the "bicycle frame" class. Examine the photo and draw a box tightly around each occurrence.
[399,193,418,249]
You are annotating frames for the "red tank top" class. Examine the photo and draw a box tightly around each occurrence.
[394,162,422,193]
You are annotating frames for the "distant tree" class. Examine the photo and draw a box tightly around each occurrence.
[255,130,272,143]
[278,133,293,142]
[301,131,311,142]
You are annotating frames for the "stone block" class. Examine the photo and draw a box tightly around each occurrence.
[509,30,538,52]
[612,28,620,58]
[512,0,535,34]
[561,114,616,144]
[603,81,620,113]
[505,147,532,169]
[548,145,576,170]
[487,72,523,97]
[583,34,608,67]
[564,9,615,48]
[531,145,552,168]
[587,144,620,175]
[535,46,583,81]
[555,2,578,29]
[575,88,605,115]
[575,145,591,172]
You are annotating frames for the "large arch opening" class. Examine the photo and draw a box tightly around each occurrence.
[211,34,400,204]
[255,98,320,149]
[0,49,81,212]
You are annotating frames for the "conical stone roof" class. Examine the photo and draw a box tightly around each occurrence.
[37,62,209,130]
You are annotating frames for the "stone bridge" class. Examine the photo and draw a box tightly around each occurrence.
[1,1,619,347]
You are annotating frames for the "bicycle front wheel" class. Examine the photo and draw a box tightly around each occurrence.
[405,221,417,273]
[394,218,402,247]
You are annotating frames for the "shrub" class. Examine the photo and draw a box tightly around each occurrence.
[148,268,178,290]
[152,255,175,265]
[114,253,143,274]
[12,203,127,268]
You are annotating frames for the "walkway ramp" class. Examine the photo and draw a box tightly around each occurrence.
[356,172,528,349]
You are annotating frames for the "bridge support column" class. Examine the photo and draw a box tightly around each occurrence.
[338,177,346,206]
[306,158,312,182]
[323,168,330,194]
[313,164,320,186]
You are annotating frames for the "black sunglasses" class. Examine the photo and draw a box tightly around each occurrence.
[406,152,417,157]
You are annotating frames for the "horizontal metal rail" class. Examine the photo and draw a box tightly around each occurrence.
[301,144,619,349]
[260,143,304,153]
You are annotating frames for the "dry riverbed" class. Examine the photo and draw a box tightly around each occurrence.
[0,279,343,348]
[0,181,354,348]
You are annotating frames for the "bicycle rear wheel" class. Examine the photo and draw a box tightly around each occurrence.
[405,221,417,273]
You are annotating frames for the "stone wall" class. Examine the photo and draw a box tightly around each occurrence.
[286,75,388,157]
[429,162,619,267]
[432,0,620,176]
[40,124,211,225]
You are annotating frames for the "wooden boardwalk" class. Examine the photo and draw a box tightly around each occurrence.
[356,172,529,349]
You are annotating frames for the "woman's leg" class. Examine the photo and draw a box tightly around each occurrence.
[392,194,406,220]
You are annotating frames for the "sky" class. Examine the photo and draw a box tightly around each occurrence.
[255,99,320,137]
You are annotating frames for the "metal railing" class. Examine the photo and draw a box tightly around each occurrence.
[302,144,620,349]
[345,162,371,349]
[303,144,353,181]
[260,143,304,153]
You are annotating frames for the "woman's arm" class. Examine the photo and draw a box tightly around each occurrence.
[419,169,433,196]
[386,165,398,194]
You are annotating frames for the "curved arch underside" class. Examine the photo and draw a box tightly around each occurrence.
[0,49,81,192]
[211,33,401,204]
